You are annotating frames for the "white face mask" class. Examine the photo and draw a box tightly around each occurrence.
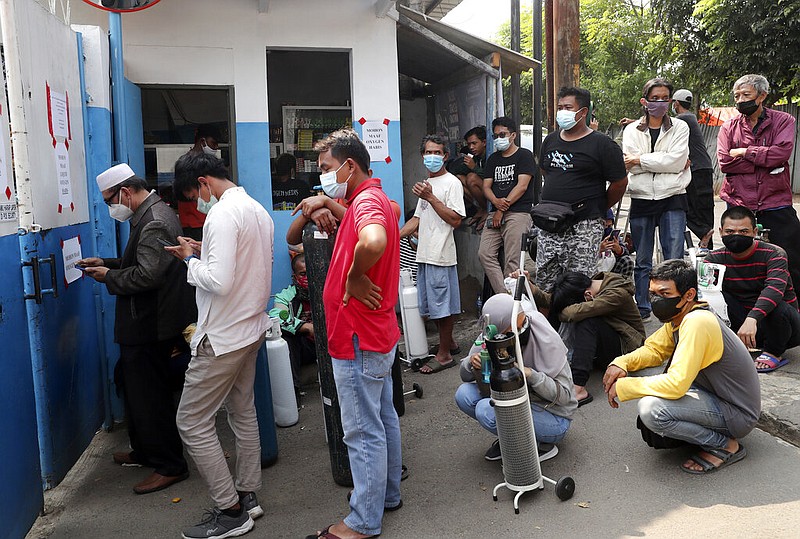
[556,109,580,130]
[108,188,134,222]
[494,136,511,152]
[202,144,221,158]
[196,182,218,214]
[319,161,350,199]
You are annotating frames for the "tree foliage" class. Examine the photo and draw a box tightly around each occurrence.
[491,0,800,129]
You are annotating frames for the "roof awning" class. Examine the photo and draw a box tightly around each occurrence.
[396,4,539,87]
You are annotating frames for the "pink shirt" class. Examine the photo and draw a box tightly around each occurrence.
[323,178,400,359]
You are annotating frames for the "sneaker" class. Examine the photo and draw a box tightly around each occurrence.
[239,492,263,520]
[182,508,254,539]
[640,311,652,322]
[537,443,559,463]
[484,439,502,461]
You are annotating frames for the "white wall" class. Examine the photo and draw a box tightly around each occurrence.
[69,0,401,124]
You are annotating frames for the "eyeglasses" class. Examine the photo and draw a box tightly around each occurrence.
[492,132,511,139]
[103,188,121,206]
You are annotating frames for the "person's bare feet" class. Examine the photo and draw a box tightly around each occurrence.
[419,353,453,374]
[681,438,739,473]
[574,385,590,401]
[310,520,373,539]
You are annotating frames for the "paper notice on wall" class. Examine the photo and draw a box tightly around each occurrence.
[49,89,69,139]
[0,130,16,222]
[62,236,83,284]
[55,143,74,213]
[363,121,389,162]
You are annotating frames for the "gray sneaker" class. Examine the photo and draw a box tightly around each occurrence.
[484,439,502,461]
[182,508,254,539]
[239,492,264,520]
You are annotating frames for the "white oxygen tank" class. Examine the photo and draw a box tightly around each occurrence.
[399,269,428,359]
[265,317,299,427]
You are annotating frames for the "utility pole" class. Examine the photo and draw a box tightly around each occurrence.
[510,0,521,128]
[545,0,554,131]
[552,0,580,110]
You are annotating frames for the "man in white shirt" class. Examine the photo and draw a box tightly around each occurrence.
[169,153,274,539]
[400,134,466,374]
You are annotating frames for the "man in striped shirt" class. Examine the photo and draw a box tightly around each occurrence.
[705,206,800,372]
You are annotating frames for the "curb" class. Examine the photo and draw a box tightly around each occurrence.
[758,411,800,448]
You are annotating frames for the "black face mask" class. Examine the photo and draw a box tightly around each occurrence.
[736,99,759,116]
[650,294,684,323]
[722,234,754,254]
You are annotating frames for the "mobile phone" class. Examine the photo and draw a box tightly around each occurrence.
[157,238,176,247]
[611,229,621,240]
[75,265,87,272]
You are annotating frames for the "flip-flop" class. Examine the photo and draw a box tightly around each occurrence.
[420,358,456,374]
[305,525,343,539]
[429,343,461,355]
[681,443,747,475]
[754,353,789,373]
[577,393,594,408]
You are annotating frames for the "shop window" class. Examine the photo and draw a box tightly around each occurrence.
[266,49,351,211]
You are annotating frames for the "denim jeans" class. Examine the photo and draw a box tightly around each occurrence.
[331,336,401,536]
[637,385,732,451]
[630,209,687,315]
[454,382,570,444]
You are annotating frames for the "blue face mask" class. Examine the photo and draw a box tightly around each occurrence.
[196,182,218,214]
[423,154,444,173]
[556,109,580,130]
[319,161,349,199]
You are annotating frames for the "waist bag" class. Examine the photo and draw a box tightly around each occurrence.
[531,200,589,234]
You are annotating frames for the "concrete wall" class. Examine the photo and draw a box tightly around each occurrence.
[399,97,428,215]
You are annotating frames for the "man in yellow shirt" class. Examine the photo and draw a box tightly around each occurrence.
[603,260,761,474]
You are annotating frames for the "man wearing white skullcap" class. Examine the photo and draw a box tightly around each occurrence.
[79,163,196,495]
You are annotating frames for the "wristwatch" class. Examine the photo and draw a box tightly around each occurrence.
[183,254,198,264]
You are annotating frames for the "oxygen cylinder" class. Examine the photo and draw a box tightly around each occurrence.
[302,221,352,487]
[488,332,541,489]
[697,261,729,325]
[265,317,299,427]
[399,269,428,359]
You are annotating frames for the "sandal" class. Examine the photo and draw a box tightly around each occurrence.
[420,358,456,374]
[754,352,789,373]
[681,443,747,475]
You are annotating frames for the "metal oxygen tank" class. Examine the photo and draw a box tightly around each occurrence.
[488,330,542,490]
[265,317,298,427]
[302,220,352,487]
[398,268,428,360]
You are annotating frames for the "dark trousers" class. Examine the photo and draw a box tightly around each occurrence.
[116,338,188,476]
[754,206,800,291]
[686,169,715,248]
[284,331,317,388]
[570,317,623,386]
[723,292,800,357]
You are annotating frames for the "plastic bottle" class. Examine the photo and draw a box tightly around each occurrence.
[265,317,299,427]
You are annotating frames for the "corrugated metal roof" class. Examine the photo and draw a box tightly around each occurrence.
[421,0,462,18]
[396,4,539,86]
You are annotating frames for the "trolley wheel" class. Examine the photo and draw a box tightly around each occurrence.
[413,383,423,398]
[555,476,575,501]
[410,357,426,371]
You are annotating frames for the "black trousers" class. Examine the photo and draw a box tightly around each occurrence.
[754,206,800,291]
[723,292,800,357]
[284,331,318,388]
[570,317,623,386]
[686,169,715,248]
[116,338,188,476]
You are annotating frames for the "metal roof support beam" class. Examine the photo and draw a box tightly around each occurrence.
[397,13,500,80]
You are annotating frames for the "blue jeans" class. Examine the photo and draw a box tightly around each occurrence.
[630,209,687,315]
[637,385,732,451]
[454,382,570,444]
[331,336,401,536]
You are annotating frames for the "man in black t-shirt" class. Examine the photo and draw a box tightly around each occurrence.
[478,117,537,295]
[448,125,488,228]
[537,87,628,292]
[272,153,311,211]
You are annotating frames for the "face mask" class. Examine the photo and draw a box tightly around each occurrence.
[644,100,670,118]
[650,294,685,323]
[196,182,218,214]
[108,189,134,222]
[494,136,511,152]
[556,109,581,130]
[320,161,349,199]
[736,99,759,116]
[423,154,444,173]
[722,234,754,254]
[295,275,309,289]
[517,317,531,347]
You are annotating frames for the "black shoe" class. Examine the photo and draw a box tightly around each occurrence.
[484,439,502,461]
[537,443,559,462]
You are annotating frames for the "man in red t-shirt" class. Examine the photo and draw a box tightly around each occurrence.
[308,130,401,539]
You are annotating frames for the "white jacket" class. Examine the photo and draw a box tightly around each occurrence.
[622,116,691,201]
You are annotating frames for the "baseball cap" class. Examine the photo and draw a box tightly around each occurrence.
[673,89,693,107]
